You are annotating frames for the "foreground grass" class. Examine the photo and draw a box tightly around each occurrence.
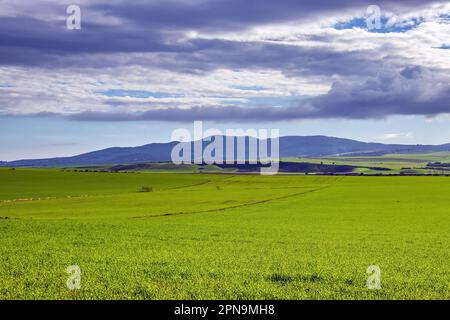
[0,169,448,299]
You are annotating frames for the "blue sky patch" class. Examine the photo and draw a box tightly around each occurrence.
[231,85,268,91]
[334,16,423,33]
[244,95,306,107]
[96,89,181,98]
[434,44,450,50]
[438,14,450,22]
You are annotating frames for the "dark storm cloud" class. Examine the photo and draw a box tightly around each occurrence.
[91,0,433,31]
[124,39,392,77]
[61,66,450,122]
[0,15,192,67]
[307,66,450,118]
[0,27,393,77]
[0,0,437,66]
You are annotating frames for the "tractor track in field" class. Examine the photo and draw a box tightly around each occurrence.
[166,175,238,191]
[0,194,92,204]
[131,184,334,219]
[166,179,213,190]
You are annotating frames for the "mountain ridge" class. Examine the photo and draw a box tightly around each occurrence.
[2,135,450,167]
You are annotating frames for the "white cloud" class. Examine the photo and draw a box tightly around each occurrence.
[0,1,449,121]
[377,132,414,140]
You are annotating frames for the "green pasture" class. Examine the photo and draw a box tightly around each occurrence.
[286,152,450,174]
[0,168,448,299]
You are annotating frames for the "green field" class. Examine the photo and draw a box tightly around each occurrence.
[0,168,448,299]
[286,152,450,174]
[66,152,450,175]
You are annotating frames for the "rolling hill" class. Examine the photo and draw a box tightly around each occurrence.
[2,136,450,167]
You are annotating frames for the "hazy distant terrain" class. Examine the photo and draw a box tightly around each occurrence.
[3,136,450,167]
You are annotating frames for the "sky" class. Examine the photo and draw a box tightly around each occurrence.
[0,0,450,161]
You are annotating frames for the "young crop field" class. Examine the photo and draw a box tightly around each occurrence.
[0,168,448,299]
[286,152,450,174]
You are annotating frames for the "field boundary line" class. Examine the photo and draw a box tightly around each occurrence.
[167,179,212,190]
[165,175,237,191]
[0,194,92,204]
[131,184,333,219]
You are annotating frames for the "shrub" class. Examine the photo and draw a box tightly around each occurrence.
[139,186,153,193]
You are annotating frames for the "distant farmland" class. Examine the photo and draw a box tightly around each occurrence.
[0,168,448,299]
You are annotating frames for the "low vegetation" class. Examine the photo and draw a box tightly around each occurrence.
[0,168,448,299]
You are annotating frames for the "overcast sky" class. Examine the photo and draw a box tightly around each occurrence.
[1,0,450,160]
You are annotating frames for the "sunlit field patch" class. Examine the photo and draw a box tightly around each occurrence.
[0,169,448,299]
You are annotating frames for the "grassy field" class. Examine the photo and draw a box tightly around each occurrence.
[0,168,448,299]
[67,152,450,175]
[286,152,450,174]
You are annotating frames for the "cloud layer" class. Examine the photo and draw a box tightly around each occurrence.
[0,0,449,122]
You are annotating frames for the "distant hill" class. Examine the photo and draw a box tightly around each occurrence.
[2,135,450,167]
